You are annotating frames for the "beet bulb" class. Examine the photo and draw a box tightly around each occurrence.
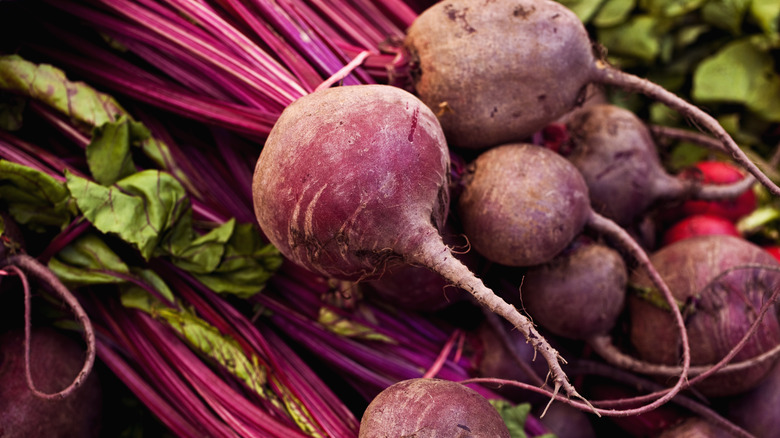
[252,84,581,402]
[404,0,780,201]
[629,234,780,397]
[521,239,627,340]
[358,378,510,438]
[563,104,755,226]
[0,327,102,438]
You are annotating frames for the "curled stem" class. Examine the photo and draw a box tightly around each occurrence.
[5,254,96,400]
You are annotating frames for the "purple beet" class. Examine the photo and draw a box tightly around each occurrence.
[628,234,780,397]
[358,378,510,437]
[0,327,102,437]
[252,84,579,401]
[521,239,627,340]
[403,0,780,200]
[563,104,755,226]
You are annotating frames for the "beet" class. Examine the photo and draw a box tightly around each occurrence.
[629,234,780,397]
[0,327,102,437]
[520,240,627,340]
[724,358,780,437]
[358,378,510,437]
[457,143,590,267]
[563,104,755,226]
[252,84,579,400]
[454,142,694,409]
[404,0,779,200]
[655,417,733,438]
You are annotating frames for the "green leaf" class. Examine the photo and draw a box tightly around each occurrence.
[189,223,282,298]
[557,0,607,23]
[66,169,189,260]
[597,15,663,62]
[750,0,780,37]
[0,54,124,132]
[490,400,556,438]
[692,38,780,121]
[317,307,395,342]
[48,232,131,285]
[0,160,76,231]
[640,0,707,17]
[87,116,149,186]
[593,0,636,27]
[121,289,272,397]
[701,0,750,35]
[159,215,235,274]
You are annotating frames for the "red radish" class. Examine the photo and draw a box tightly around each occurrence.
[676,161,757,222]
[628,234,780,397]
[403,0,780,201]
[661,214,741,246]
[358,378,511,438]
[562,104,755,226]
[0,327,102,438]
[764,246,780,263]
[252,84,580,402]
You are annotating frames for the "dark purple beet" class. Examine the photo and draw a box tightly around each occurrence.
[253,84,581,400]
[358,378,510,438]
[655,417,733,438]
[563,104,754,226]
[457,143,591,267]
[629,234,780,397]
[0,327,102,438]
[521,239,627,340]
[723,357,780,437]
[403,0,779,200]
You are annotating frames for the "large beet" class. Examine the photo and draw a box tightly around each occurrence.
[358,378,510,438]
[0,327,102,438]
[629,234,780,397]
[253,84,581,402]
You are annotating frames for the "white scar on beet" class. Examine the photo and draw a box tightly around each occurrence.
[336,202,368,260]
[304,184,328,238]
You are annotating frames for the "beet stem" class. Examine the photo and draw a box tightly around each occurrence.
[410,237,596,416]
[7,254,96,400]
[594,63,780,198]
[589,262,780,381]
[585,210,691,411]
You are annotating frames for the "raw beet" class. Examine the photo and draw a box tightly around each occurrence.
[563,104,754,226]
[0,327,102,438]
[252,84,579,400]
[724,357,780,437]
[520,240,627,340]
[358,378,510,438]
[629,234,780,397]
[253,84,450,281]
[655,417,733,438]
[457,143,590,267]
[405,0,594,149]
[403,0,780,205]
